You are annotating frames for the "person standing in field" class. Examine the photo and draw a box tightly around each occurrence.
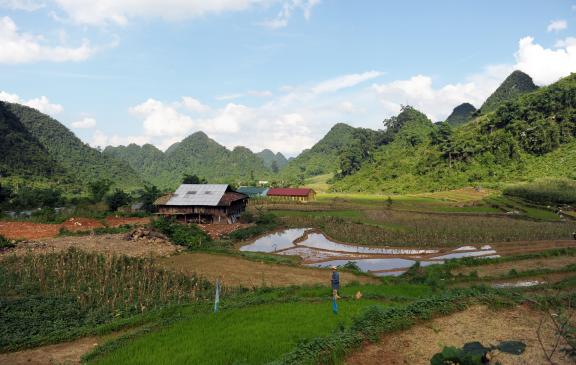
[331,266,341,299]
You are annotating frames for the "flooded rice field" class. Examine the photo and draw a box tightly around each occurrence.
[240,228,500,276]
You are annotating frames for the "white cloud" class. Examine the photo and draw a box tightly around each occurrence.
[0,91,63,115]
[0,16,95,64]
[260,0,320,29]
[514,36,576,84]
[555,37,576,48]
[312,71,383,94]
[547,19,567,32]
[180,96,209,113]
[129,98,195,137]
[51,0,319,27]
[0,0,44,11]
[90,130,150,149]
[71,117,96,129]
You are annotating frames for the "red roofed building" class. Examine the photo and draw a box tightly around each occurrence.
[267,188,316,202]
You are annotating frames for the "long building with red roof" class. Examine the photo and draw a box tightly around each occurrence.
[266,188,316,202]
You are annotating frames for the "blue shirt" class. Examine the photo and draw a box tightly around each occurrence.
[331,271,340,289]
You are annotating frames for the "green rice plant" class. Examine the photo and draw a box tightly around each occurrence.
[504,178,576,205]
[282,209,576,246]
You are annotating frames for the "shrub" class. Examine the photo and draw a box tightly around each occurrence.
[150,217,211,249]
[0,235,15,249]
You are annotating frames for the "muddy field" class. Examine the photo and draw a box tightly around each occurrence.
[158,252,377,287]
[0,217,150,240]
[346,305,574,365]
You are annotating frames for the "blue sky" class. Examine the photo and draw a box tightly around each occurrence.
[0,0,575,156]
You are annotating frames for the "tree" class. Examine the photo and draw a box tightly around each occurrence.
[88,179,113,203]
[0,183,12,206]
[138,185,162,213]
[271,160,279,174]
[106,189,132,211]
[182,174,207,184]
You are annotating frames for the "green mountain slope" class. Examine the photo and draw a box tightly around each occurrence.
[333,73,576,193]
[103,144,173,188]
[256,149,288,170]
[445,103,477,126]
[106,132,272,188]
[4,102,143,189]
[479,70,538,113]
[0,102,63,179]
[280,123,382,180]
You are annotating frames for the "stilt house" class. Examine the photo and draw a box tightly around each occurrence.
[154,184,248,224]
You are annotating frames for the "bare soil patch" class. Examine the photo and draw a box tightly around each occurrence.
[492,240,576,256]
[0,233,181,258]
[0,217,150,240]
[158,252,377,287]
[0,336,99,365]
[346,305,574,365]
[0,221,60,240]
[198,223,252,239]
[453,255,576,277]
[104,216,151,227]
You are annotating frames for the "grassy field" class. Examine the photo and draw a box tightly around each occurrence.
[91,300,386,365]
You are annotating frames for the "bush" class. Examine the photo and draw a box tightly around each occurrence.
[226,212,280,241]
[0,235,15,249]
[150,217,211,249]
[238,211,255,223]
[504,178,576,205]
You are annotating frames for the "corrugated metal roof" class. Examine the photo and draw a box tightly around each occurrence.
[267,188,314,197]
[237,186,269,197]
[166,184,228,206]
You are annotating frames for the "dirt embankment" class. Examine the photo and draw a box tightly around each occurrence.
[158,252,377,287]
[346,305,574,365]
[0,217,151,240]
[0,233,181,258]
[453,255,576,278]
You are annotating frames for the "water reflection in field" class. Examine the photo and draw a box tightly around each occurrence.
[240,228,498,275]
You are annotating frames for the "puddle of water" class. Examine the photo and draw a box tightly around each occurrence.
[492,280,544,288]
[239,228,307,252]
[453,246,478,251]
[298,232,438,255]
[306,258,442,273]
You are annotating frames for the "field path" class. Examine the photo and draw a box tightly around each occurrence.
[158,252,378,287]
[0,336,100,365]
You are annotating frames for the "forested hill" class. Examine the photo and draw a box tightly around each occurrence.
[104,132,272,188]
[279,123,382,182]
[1,102,143,190]
[479,70,538,113]
[445,103,477,126]
[0,102,64,179]
[256,149,288,171]
[332,72,576,193]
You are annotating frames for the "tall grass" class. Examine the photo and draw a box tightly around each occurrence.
[282,210,576,246]
[1,248,212,314]
[504,178,576,205]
